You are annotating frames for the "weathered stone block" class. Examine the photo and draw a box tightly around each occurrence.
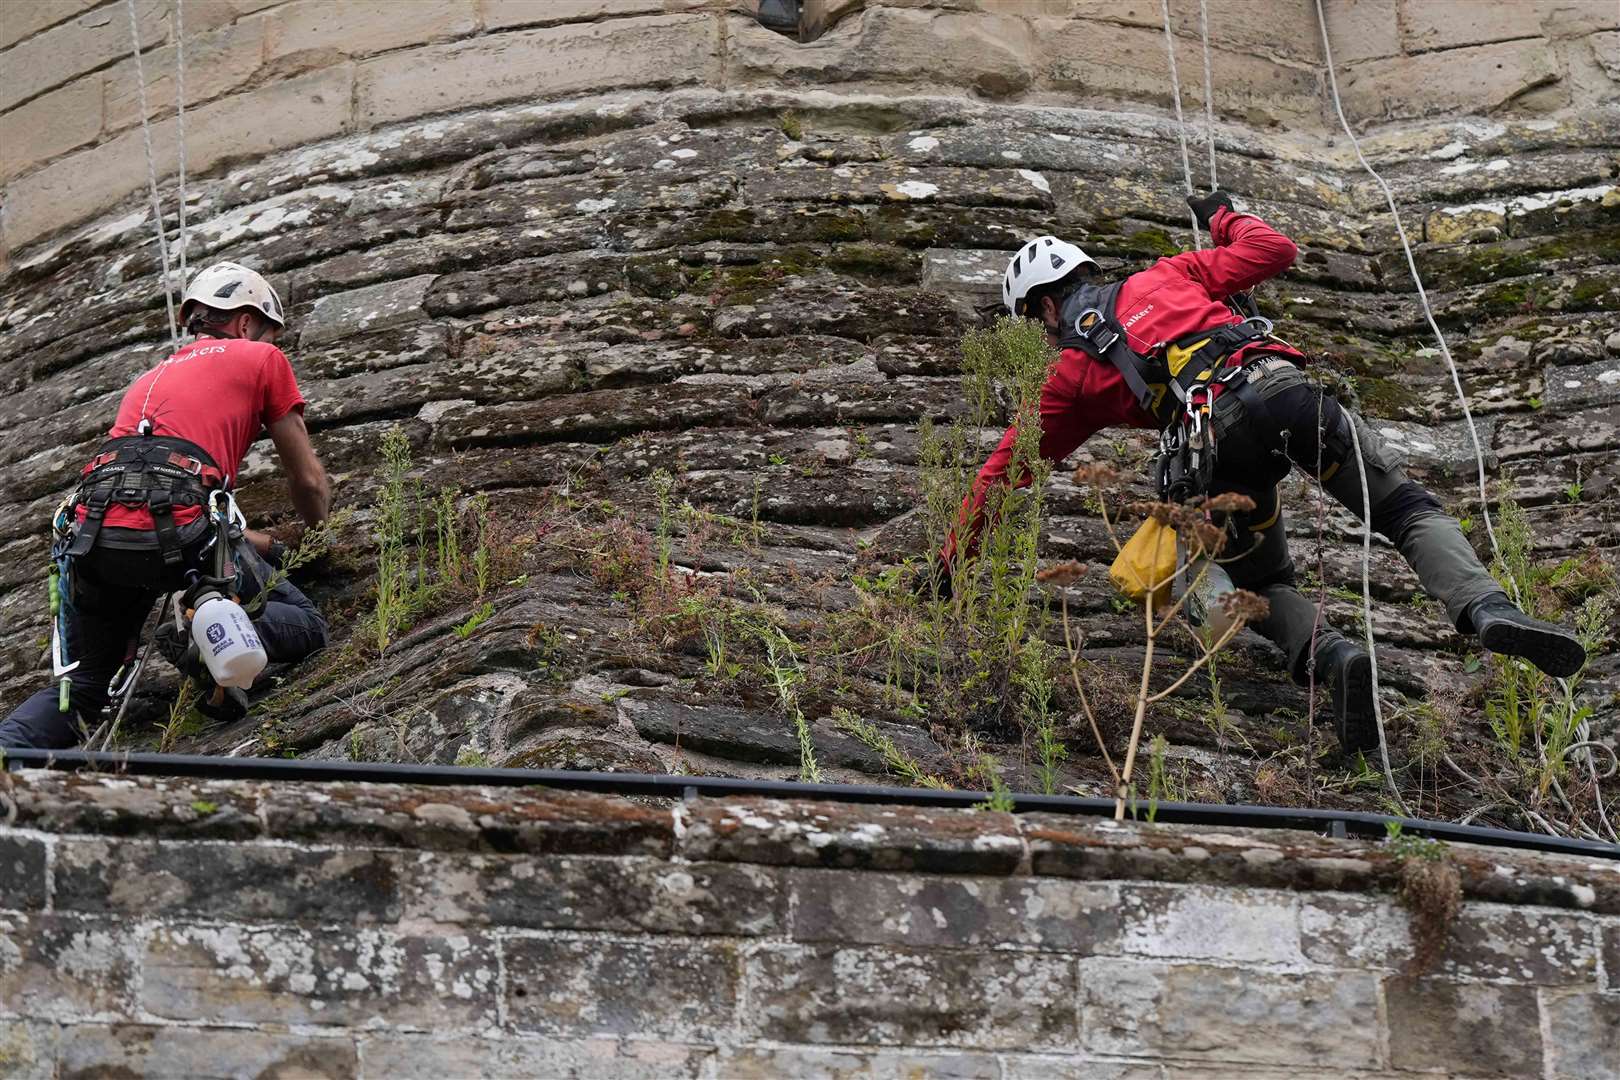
[0,835,48,912]
[1544,990,1620,1080]
[790,869,1120,953]
[53,837,402,923]
[434,383,755,449]
[359,1033,712,1079]
[300,274,437,346]
[0,0,164,113]
[1323,0,1400,64]
[55,1024,359,1079]
[1385,977,1542,1075]
[0,913,139,1021]
[679,798,1024,874]
[1118,884,1304,965]
[402,853,785,935]
[1081,959,1381,1068]
[265,0,477,64]
[1495,403,1620,461]
[0,0,101,51]
[504,935,737,1040]
[0,76,102,183]
[102,16,268,134]
[713,1044,1002,1079]
[142,924,499,1028]
[356,14,720,127]
[1303,894,1601,984]
[747,943,1077,1050]
[4,65,356,252]
[257,776,674,856]
[0,1021,56,1080]
[5,772,267,841]
[1399,0,1563,53]
[1339,40,1564,123]
[481,0,678,31]
[1544,357,1620,410]
[729,8,1035,99]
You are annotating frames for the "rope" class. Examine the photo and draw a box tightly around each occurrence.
[1313,0,1507,587]
[124,0,180,348]
[174,0,188,289]
[1346,415,1410,817]
[1159,0,1202,249]
[1197,0,1218,189]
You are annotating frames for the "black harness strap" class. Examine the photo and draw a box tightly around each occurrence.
[66,434,225,564]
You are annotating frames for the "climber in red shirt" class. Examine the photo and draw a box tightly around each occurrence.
[936,192,1585,756]
[1,262,333,749]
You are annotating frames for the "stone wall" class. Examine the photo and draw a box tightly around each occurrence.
[0,769,1616,1078]
[7,1,1615,258]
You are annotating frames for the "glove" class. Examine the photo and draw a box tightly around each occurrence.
[195,684,249,724]
[154,621,205,680]
[265,539,291,570]
[1186,190,1235,230]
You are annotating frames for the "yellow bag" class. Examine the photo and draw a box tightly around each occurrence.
[1109,518,1178,607]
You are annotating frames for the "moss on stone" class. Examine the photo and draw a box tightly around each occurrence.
[826,242,919,281]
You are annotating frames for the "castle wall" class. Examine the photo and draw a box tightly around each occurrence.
[1,770,1616,1078]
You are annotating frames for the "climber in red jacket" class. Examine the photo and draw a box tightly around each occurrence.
[936,192,1585,756]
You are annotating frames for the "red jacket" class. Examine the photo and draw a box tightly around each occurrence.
[944,207,1301,562]
[1062,204,1304,438]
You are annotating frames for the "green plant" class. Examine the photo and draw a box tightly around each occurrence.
[779,110,803,140]
[372,427,415,654]
[757,619,820,782]
[454,602,496,639]
[190,799,218,815]
[471,494,492,597]
[454,742,491,768]
[832,707,951,789]
[1144,733,1186,823]
[158,679,201,753]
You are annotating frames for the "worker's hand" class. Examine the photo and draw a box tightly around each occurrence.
[1186,189,1235,230]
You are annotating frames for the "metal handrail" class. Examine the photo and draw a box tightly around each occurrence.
[3,748,1616,860]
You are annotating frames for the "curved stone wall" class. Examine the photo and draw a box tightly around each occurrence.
[0,2,1615,849]
[4,0,1617,259]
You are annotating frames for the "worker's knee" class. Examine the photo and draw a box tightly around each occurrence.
[1369,480,1445,546]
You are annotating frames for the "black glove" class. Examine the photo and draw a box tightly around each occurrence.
[265,539,291,570]
[155,621,205,680]
[195,684,249,724]
[1186,190,1235,230]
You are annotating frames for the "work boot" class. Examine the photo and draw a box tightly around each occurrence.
[1462,593,1586,678]
[1313,637,1378,756]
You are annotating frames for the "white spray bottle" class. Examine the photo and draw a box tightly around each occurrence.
[189,586,267,689]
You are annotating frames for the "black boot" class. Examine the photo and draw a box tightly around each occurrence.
[1312,637,1378,756]
[1462,593,1586,679]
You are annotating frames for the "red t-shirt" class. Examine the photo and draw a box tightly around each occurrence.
[96,337,306,529]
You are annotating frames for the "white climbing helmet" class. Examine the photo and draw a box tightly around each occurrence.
[180,261,286,329]
[1002,236,1097,316]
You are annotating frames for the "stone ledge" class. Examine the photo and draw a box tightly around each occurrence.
[6,771,1617,912]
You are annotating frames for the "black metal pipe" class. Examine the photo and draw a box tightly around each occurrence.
[4,747,1616,860]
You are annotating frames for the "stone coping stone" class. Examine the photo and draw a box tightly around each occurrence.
[4,771,1617,913]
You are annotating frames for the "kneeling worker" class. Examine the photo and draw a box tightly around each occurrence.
[0,262,331,749]
[944,192,1585,755]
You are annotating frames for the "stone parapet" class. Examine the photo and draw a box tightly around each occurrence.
[0,770,1616,1077]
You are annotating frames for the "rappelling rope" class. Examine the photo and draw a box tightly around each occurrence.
[1197,0,1218,190]
[174,0,188,289]
[1159,0,1202,249]
[1313,0,1507,589]
[124,0,180,347]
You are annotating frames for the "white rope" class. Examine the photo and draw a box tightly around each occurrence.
[1346,415,1410,817]
[1314,0,1506,587]
[174,0,188,290]
[1159,0,1202,249]
[1197,0,1218,189]
[125,0,180,347]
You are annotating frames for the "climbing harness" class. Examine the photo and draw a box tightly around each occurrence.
[65,432,226,566]
[1058,280,1278,502]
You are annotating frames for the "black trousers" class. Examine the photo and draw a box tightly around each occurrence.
[1205,357,1501,682]
[0,536,327,750]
